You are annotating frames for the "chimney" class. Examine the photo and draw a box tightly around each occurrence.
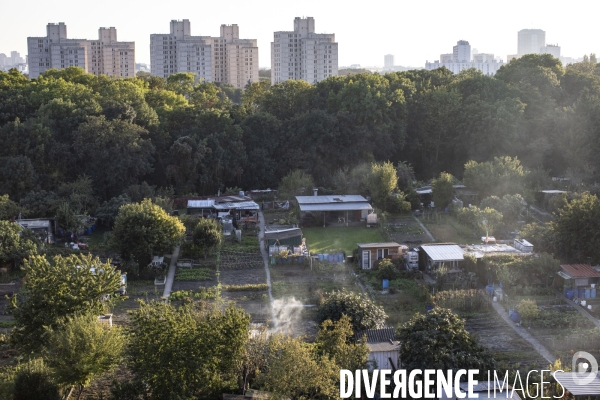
[313,188,318,196]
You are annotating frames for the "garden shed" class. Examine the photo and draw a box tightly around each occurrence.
[552,372,600,397]
[557,264,600,299]
[264,228,303,249]
[357,242,408,270]
[420,244,464,271]
[355,327,399,370]
[295,195,372,226]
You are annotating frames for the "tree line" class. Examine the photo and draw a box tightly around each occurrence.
[1,54,600,214]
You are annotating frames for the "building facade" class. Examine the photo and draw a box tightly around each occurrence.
[271,17,338,85]
[426,40,504,76]
[384,54,394,69]
[517,29,546,56]
[27,23,135,79]
[541,44,561,58]
[150,20,258,89]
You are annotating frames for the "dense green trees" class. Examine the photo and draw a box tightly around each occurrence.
[193,218,223,258]
[431,171,455,208]
[398,307,495,373]
[127,301,250,398]
[1,57,600,208]
[8,254,124,352]
[0,220,38,268]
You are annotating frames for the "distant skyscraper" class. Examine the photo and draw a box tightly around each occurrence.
[27,23,135,79]
[453,40,471,62]
[517,29,546,56]
[150,20,258,89]
[426,40,504,76]
[384,54,394,69]
[541,44,561,59]
[271,17,338,85]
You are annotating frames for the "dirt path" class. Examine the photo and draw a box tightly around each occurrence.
[555,290,600,329]
[162,245,180,298]
[258,211,275,319]
[491,301,556,363]
[412,215,435,242]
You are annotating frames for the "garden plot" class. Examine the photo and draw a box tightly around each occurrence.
[385,216,431,244]
[464,311,549,369]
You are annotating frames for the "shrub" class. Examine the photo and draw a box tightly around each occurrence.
[13,359,60,400]
[175,268,213,281]
[222,283,268,291]
[317,290,387,332]
[376,259,400,280]
[517,299,539,321]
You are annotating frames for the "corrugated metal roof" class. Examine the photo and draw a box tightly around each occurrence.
[560,264,600,278]
[553,372,600,396]
[296,195,369,204]
[358,242,403,249]
[422,244,464,261]
[299,203,373,212]
[355,327,396,343]
[17,219,51,229]
[213,201,260,210]
[187,199,215,208]
[367,342,400,352]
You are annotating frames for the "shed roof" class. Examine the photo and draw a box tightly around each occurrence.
[213,201,260,211]
[299,203,373,212]
[355,327,396,343]
[296,195,369,204]
[367,342,400,352]
[439,382,522,400]
[17,219,51,229]
[357,242,402,249]
[264,228,302,241]
[553,372,600,396]
[560,264,600,278]
[187,199,215,208]
[422,244,464,262]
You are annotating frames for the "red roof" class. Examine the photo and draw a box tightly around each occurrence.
[560,264,600,278]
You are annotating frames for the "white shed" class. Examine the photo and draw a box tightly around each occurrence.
[355,327,400,370]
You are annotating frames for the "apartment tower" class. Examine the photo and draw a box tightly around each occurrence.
[517,29,546,56]
[27,23,135,79]
[150,20,258,89]
[271,17,338,85]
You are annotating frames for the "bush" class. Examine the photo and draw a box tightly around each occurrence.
[222,283,268,291]
[317,290,387,332]
[387,195,412,214]
[517,299,539,321]
[13,359,60,400]
[376,259,400,280]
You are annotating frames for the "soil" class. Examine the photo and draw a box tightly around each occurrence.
[386,216,432,245]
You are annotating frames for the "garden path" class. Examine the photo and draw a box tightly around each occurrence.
[162,245,180,299]
[491,301,556,363]
[412,215,435,242]
[556,290,600,329]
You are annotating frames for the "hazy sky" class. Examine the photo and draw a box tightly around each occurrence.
[1,0,598,68]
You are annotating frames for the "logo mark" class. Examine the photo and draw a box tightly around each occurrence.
[572,351,598,386]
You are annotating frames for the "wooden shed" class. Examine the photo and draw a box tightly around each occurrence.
[357,242,407,270]
[355,327,400,370]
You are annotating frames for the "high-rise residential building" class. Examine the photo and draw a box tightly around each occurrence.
[27,23,135,79]
[541,44,561,59]
[384,54,394,69]
[517,29,546,56]
[453,40,471,62]
[150,20,258,89]
[425,40,504,76]
[271,17,338,85]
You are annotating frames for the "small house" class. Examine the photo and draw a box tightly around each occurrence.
[357,242,407,270]
[264,228,303,249]
[17,218,55,243]
[420,244,464,271]
[296,194,373,226]
[557,264,600,299]
[355,327,400,370]
[187,194,260,221]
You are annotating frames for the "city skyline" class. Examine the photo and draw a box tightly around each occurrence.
[1,0,598,69]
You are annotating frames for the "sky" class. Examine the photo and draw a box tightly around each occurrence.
[1,0,598,69]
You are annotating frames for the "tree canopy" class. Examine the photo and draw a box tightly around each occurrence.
[317,290,387,333]
[111,199,185,267]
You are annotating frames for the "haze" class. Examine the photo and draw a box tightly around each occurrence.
[1,0,597,68]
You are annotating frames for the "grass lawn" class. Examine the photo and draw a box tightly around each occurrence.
[419,214,475,244]
[302,226,385,254]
